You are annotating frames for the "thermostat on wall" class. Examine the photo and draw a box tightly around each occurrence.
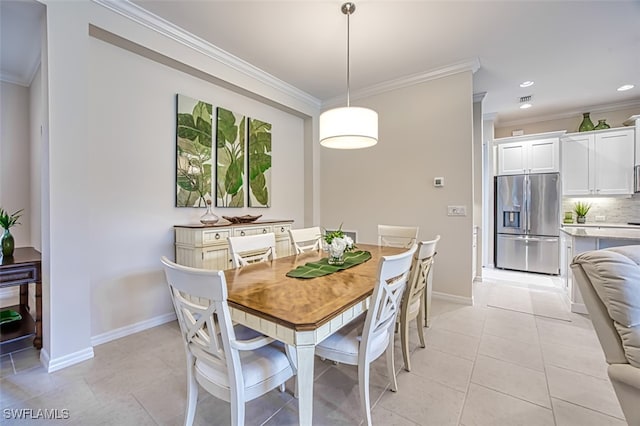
[434,177,444,187]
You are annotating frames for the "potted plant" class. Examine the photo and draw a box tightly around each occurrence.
[573,202,591,224]
[0,208,23,257]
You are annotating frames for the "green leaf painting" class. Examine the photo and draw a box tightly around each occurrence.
[216,107,246,207]
[176,94,213,207]
[248,118,272,207]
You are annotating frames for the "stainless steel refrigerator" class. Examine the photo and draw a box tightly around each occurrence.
[495,173,560,275]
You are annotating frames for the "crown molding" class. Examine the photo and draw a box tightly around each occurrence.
[482,112,498,122]
[496,98,640,128]
[92,0,321,109]
[322,58,481,109]
[0,55,40,87]
[473,91,487,103]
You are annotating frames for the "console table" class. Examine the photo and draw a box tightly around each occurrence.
[0,247,42,349]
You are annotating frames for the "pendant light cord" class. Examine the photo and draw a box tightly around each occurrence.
[346,7,350,107]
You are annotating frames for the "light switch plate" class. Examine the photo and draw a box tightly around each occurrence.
[447,205,467,216]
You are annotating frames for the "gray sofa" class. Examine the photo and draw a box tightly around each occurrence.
[571,245,640,425]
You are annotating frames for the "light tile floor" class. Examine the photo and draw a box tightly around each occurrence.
[0,268,628,425]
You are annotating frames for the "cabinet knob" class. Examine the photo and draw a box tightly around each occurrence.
[215,233,220,240]
[262,229,267,234]
[281,227,285,232]
[241,231,245,236]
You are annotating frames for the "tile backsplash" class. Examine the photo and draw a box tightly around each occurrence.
[562,195,640,224]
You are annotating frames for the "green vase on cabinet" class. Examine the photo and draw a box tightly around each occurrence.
[594,119,610,130]
[1,229,14,257]
[579,113,595,132]
[0,207,23,257]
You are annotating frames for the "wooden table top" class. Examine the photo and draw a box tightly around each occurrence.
[1,247,41,267]
[225,244,405,331]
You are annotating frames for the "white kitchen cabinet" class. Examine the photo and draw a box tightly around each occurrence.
[623,114,640,166]
[175,220,293,271]
[561,128,634,196]
[495,132,563,175]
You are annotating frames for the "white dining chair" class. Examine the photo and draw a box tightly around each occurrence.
[377,224,419,248]
[160,257,296,426]
[228,233,276,268]
[397,236,440,371]
[288,226,322,254]
[315,245,417,426]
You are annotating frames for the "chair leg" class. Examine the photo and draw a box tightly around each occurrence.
[184,365,198,426]
[400,313,411,372]
[416,305,426,349]
[386,331,399,392]
[358,361,373,426]
[230,392,244,426]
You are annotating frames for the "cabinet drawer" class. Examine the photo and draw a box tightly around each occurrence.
[233,226,273,237]
[274,224,292,237]
[203,229,230,245]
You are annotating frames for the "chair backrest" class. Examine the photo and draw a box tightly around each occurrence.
[402,236,440,315]
[160,256,242,382]
[378,224,419,248]
[228,233,276,268]
[360,245,417,362]
[571,246,640,366]
[289,226,322,254]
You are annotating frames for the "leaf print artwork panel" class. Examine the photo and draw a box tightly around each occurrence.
[216,107,246,207]
[248,118,272,207]
[176,94,213,207]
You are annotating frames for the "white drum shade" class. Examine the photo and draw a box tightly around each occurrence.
[319,106,378,149]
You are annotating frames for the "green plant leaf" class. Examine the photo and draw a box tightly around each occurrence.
[250,172,269,205]
[229,188,244,207]
[225,158,243,195]
[286,251,372,279]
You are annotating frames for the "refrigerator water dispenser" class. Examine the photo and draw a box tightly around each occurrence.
[503,211,520,228]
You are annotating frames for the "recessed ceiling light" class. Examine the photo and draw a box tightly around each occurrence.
[520,103,532,109]
[520,81,534,88]
[617,84,635,92]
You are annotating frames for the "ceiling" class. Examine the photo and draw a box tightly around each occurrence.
[3,1,640,125]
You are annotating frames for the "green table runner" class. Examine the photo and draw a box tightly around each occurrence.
[286,250,372,279]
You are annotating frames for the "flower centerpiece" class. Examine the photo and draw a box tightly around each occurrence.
[324,225,355,266]
[0,208,23,257]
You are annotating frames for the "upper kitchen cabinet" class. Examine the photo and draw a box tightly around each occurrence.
[623,115,640,166]
[561,128,634,196]
[495,131,564,175]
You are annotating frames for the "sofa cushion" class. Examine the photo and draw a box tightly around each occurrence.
[572,246,640,368]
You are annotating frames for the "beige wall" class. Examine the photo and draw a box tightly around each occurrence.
[495,106,640,138]
[0,81,31,247]
[320,72,475,301]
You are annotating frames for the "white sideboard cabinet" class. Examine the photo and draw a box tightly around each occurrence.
[561,128,634,196]
[495,131,564,175]
[174,220,293,271]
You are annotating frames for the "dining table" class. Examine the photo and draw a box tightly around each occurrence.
[224,243,405,425]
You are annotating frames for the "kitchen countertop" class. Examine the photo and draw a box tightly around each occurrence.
[561,223,640,229]
[560,226,640,240]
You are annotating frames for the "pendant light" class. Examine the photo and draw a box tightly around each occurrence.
[319,2,378,149]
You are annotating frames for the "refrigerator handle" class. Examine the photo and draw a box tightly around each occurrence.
[522,176,528,234]
[526,176,531,233]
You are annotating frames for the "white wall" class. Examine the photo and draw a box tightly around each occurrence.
[88,37,305,336]
[30,65,42,251]
[0,81,31,247]
[320,72,475,301]
[35,0,314,368]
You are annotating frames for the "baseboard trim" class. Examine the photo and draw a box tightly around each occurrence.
[433,291,473,305]
[44,347,95,373]
[91,312,177,346]
[570,302,588,315]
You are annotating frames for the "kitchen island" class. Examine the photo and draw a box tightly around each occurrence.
[560,226,640,313]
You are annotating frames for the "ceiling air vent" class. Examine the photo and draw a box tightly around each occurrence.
[519,95,532,103]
